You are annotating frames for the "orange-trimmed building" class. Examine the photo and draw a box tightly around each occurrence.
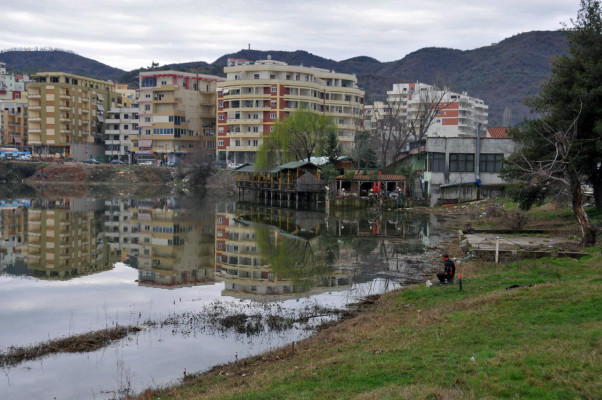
[216,59,365,164]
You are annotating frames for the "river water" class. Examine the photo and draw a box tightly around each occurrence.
[0,191,446,399]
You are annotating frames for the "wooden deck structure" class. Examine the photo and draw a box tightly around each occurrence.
[236,160,327,206]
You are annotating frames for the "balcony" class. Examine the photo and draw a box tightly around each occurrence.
[154,84,176,91]
[153,96,177,104]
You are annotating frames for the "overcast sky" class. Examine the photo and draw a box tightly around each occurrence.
[1,0,580,71]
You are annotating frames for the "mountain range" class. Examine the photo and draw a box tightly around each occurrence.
[0,30,568,126]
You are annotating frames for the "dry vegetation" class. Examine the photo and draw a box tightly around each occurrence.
[0,325,141,368]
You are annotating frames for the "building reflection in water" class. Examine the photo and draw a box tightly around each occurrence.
[215,202,348,300]
[0,200,30,276]
[1,194,433,290]
[26,198,111,279]
[214,202,433,300]
[126,197,216,288]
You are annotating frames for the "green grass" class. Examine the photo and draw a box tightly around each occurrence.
[139,250,602,400]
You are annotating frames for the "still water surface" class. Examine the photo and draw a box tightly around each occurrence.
[0,192,445,399]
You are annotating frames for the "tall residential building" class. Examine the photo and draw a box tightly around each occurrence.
[27,72,120,159]
[216,59,365,164]
[104,105,139,163]
[134,71,223,165]
[386,82,488,137]
[0,101,28,147]
[0,62,28,101]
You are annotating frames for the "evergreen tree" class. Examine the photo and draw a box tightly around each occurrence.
[504,0,601,244]
[527,0,602,211]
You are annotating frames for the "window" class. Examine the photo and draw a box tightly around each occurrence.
[218,114,224,120]
[144,104,151,111]
[270,100,277,106]
[235,140,240,146]
[141,77,157,87]
[253,127,259,133]
[218,127,224,133]
[271,87,277,93]
[449,153,474,172]
[270,112,276,119]
[254,74,260,79]
[253,139,258,146]
[431,153,445,172]
[480,154,503,172]
[145,117,151,122]
[219,101,223,107]
[218,140,224,146]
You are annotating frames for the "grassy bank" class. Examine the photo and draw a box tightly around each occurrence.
[133,246,601,399]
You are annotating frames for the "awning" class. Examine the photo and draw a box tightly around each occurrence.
[96,93,104,101]
[136,151,153,154]
[139,140,153,147]
[12,137,22,144]
[96,104,104,111]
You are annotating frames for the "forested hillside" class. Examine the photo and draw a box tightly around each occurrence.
[0,31,567,126]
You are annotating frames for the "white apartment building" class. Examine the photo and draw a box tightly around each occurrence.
[0,62,28,101]
[104,106,139,163]
[387,82,488,137]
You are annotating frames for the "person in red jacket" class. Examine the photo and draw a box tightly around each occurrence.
[437,253,456,283]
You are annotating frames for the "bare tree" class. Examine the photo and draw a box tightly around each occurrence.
[370,80,455,169]
[406,81,453,141]
[506,110,596,244]
[371,99,407,169]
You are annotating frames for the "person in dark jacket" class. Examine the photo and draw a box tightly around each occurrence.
[437,253,456,283]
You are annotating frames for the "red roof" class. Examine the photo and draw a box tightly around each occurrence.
[487,127,509,138]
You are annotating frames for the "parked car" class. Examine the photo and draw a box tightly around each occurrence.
[110,159,125,164]
[138,161,153,166]
[83,159,100,164]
